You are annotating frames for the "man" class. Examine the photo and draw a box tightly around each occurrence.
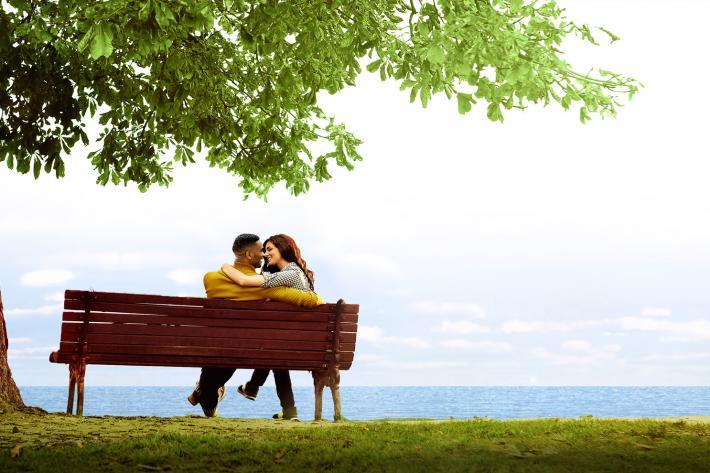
[187,233,323,419]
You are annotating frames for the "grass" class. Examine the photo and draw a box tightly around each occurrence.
[1,410,708,472]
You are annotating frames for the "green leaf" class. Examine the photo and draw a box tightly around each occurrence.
[138,1,152,21]
[76,25,94,52]
[90,24,113,59]
[426,45,445,64]
[598,26,620,43]
[579,106,591,123]
[456,93,472,114]
[486,103,503,122]
[33,158,41,179]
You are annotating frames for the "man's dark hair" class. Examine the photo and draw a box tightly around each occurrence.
[232,233,260,254]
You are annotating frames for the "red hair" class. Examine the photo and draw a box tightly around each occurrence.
[263,234,315,290]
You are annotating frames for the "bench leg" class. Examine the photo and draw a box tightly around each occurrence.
[66,365,77,414]
[330,368,342,422]
[75,362,87,416]
[312,370,326,421]
[312,367,341,421]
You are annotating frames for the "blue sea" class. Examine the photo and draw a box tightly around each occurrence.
[20,386,710,421]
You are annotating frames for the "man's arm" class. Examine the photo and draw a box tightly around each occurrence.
[221,263,265,287]
[204,271,324,307]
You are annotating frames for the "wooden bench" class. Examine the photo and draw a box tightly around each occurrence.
[49,290,358,421]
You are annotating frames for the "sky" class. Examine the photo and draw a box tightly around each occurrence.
[1,0,709,387]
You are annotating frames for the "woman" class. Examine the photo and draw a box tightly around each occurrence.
[220,233,315,292]
[220,233,315,420]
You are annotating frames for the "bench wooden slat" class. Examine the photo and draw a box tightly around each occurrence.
[50,351,330,370]
[65,290,359,314]
[61,310,358,333]
[61,312,335,331]
[57,341,355,363]
[64,300,359,324]
[50,352,354,371]
[60,322,358,343]
[59,332,356,353]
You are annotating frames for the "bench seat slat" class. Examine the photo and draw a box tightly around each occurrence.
[57,341,355,363]
[61,312,338,331]
[50,352,332,370]
[50,353,353,371]
[64,290,359,314]
[64,300,359,324]
[61,322,358,343]
[59,332,356,353]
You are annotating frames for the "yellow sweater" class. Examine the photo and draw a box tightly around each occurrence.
[203,262,324,308]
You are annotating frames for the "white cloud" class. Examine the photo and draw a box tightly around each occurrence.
[501,319,604,333]
[639,352,710,362]
[439,339,513,353]
[20,269,75,287]
[501,316,710,343]
[378,361,469,370]
[166,269,204,286]
[532,342,621,365]
[617,317,710,342]
[355,353,385,363]
[58,251,183,271]
[561,339,593,352]
[341,252,397,275]
[43,291,66,302]
[4,303,63,318]
[359,325,430,348]
[410,301,486,319]
[8,337,32,344]
[641,307,672,317]
[8,345,58,359]
[433,320,490,334]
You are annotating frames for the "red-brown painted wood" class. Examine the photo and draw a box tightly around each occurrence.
[57,342,355,362]
[63,300,359,324]
[61,311,333,331]
[59,332,357,353]
[52,291,360,391]
[64,290,359,314]
[60,322,357,343]
[50,351,329,370]
[60,323,357,345]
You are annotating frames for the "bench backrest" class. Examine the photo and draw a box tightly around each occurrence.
[51,290,358,371]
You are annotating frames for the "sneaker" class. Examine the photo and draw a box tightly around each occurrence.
[200,386,226,418]
[237,384,256,401]
[272,406,299,421]
[187,382,201,406]
[188,383,226,407]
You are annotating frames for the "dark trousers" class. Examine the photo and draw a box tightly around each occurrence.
[198,367,235,409]
[198,367,295,410]
[245,369,295,409]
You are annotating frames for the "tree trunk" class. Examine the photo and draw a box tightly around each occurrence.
[0,289,25,410]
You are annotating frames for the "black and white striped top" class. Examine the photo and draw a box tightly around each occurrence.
[261,262,312,291]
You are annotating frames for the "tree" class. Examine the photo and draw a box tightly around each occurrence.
[0,0,639,409]
[0,290,25,411]
[1,0,639,199]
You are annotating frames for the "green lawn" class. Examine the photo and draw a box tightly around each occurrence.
[1,411,708,472]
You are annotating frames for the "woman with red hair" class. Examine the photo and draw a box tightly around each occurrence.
[220,233,315,291]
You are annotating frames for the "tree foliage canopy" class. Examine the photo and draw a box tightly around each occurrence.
[0,0,639,197]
